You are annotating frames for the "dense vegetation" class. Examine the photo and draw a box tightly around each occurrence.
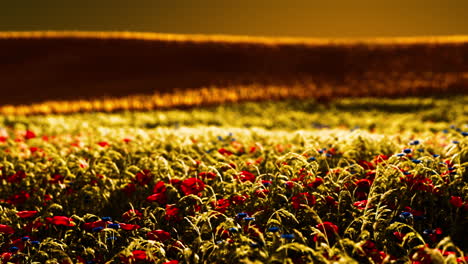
[0,97,467,263]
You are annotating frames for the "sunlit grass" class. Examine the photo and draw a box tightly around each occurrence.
[0,96,466,263]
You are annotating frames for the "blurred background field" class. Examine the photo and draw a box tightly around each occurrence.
[0,32,467,113]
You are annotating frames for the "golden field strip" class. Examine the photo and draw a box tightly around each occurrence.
[0,31,467,112]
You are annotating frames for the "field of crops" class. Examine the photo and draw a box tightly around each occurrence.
[0,96,467,263]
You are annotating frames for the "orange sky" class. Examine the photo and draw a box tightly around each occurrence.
[1,1,467,38]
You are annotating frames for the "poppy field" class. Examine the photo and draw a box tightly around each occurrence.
[0,96,467,263]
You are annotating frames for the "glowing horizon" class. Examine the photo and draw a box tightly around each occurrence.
[1,1,467,38]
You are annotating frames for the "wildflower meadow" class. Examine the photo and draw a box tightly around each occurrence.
[0,96,467,263]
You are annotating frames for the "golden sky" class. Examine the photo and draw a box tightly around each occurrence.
[1,0,467,38]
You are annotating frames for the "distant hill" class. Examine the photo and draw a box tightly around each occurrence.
[0,31,467,106]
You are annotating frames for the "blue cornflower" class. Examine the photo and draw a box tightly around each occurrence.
[108,223,120,229]
[267,226,280,232]
[244,217,255,221]
[228,227,239,233]
[432,154,440,158]
[92,227,104,232]
[308,157,316,162]
[462,132,468,137]
[106,236,118,241]
[412,159,422,164]
[409,140,420,145]
[9,246,19,253]
[403,171,411,175]
[237,212,248,218]
[31,241,40,246]
[318,150,324,154]
[250,242,260,248]
[325,153,332,158]
[21,236,30,241]
[101,216,112,221]
[403,148,412,154]
[216,240,224,245]
[86,261,96,264]
[217,136,223,141]
[399,212,413,221]
[423,229,433,236]
[442,129,449,134]
[262,181,271,187]
[396,153,405,157]
[281,234,295,239]
[452,140,460,144]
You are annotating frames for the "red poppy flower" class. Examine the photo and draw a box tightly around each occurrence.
[358,160,374,170]
[25,130,36,140]
[134,170,152,186]
[147,229,171,241]
[218,148,233,156]
[0,224,14,234]
[165,204,182,222]
[29,146,39,153]
[308,177,324,188]
[180,178,205,196]
[6,191,30,205]
[0,136,7,143]
[325,196,338,206]
[450,196,464,208]
[6,171,26,183]
[147,181,168,204]
[213,198,231,214]
[120,223,140,231]
[237,171,256,182]
[146,192,167,204]
[82,220,109,231]
[316,222,339,237]
[199,171,216,180]
[1,252,12,262]
[16,210,38,218]
[123,138,132,143]
[132,250,147,260]
[97,141,109,147]
[122,209,142,221]
[45,216,75,227]
[291,192,316,209]
[153,181,166,194]
[163,261,179,264]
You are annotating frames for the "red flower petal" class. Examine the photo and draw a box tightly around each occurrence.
[0,224,14,234]
[16,210,38,218]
